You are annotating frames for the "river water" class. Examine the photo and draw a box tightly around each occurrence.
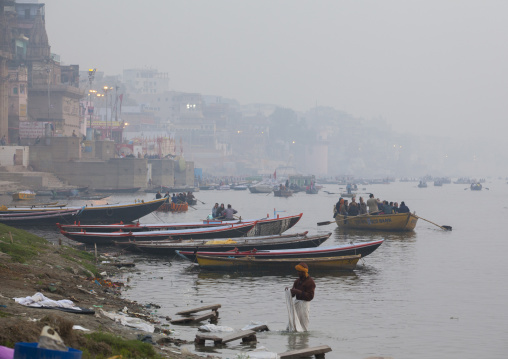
[23,179,508,358]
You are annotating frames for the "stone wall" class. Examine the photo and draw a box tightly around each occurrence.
[148,159,175,187]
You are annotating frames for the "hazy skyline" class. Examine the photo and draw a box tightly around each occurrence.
[45,1,508,141]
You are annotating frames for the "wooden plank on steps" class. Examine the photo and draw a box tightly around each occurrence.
[195,330,256,345]
[170,312,217,324]
[279,345,332,358]
[175,304,221,316]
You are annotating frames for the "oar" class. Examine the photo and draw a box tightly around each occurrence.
[195,198,206,205]
[415,215,452,231]
[317,211,379,226]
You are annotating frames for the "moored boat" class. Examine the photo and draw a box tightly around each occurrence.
[60,222,257,245]
[0,208,82,226]
[195,254,361,272]
[57,213,303,236]
[334,212,418,231]
[248,184,274,193]
[128,232,329,255]
[177,238,383,262]
[12,190,36,201]
[1,198,166,224]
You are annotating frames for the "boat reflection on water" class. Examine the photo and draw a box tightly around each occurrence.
[194,268,358,281]
[333,227,417,243]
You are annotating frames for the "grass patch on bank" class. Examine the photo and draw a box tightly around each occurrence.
[0,224,49,262]
[81,332,162,359]
[0,225,98,275]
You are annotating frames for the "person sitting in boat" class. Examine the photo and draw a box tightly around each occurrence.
[359,197,368,214]
[155,191,162,199]
[347,201,359,216]
[223,204,238,220]
[334,198,344,218]
[393,202,399,213]
[186,192,195,202]
[366,194,378,214]
[171,193,177,203]
[382,201,393,214]
[398,201,410,213]
[216,203,225,219]
[340,200,349,215]
[211,203,219,218]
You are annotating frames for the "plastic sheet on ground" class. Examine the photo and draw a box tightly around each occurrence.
[245,346,280,359]
[198,324,234,332]
[100,309,154,333]
[14,292,82,311]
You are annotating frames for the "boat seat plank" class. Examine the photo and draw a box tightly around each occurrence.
[195,330,256,345]
[175,304,221,315]
[170,312,217,324]
[279,345,332,358]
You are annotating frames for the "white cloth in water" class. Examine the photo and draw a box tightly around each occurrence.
[285,289,310,332]
[99,309,155,333]
[14,292,82,311]
[198,324,234,332]
[245,346,280,359]
[242,320,269,331]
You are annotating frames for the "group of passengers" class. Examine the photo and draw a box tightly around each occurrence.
[334,193,410,217]
[211,203,238,220]
[155,191,194,204]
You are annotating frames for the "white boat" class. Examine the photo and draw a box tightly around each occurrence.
[248,183,274,193]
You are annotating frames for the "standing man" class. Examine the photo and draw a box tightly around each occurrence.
[286,262,315,331]
[366,193,379,214]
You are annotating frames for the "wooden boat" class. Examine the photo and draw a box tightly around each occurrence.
[305,188,319,194]
[60,222,257,245]
[1,198,166,224]
[248,184,274,193]
[340,192,356,198]
[12,191,36,201]
[418,181,427,188]
[334,212,418,231]
[274,189,293,197]
[128,232,330,255]
[94,187,141,193]
[470,183,482,191]
[177,238,383,262]
[433,181,443,186]
[0,208,82,226]
[195,254,361,272]
[57,213,303,236]
[231,185,248,190]
[157,202,188,212]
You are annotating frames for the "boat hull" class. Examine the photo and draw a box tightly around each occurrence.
[0,209,80,226]
[137,232,329,256]
[196,254,361,272]
[178,239,383,262]
[334,212,418,231]
[60,222,256,245]
[12,192,36,201]
[2,198,166,225]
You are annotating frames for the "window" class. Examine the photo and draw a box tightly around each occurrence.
[13,87,18,95]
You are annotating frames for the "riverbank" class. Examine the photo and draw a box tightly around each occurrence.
[0,224,216,359]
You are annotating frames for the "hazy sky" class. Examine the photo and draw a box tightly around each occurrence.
[44,1,508,140]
